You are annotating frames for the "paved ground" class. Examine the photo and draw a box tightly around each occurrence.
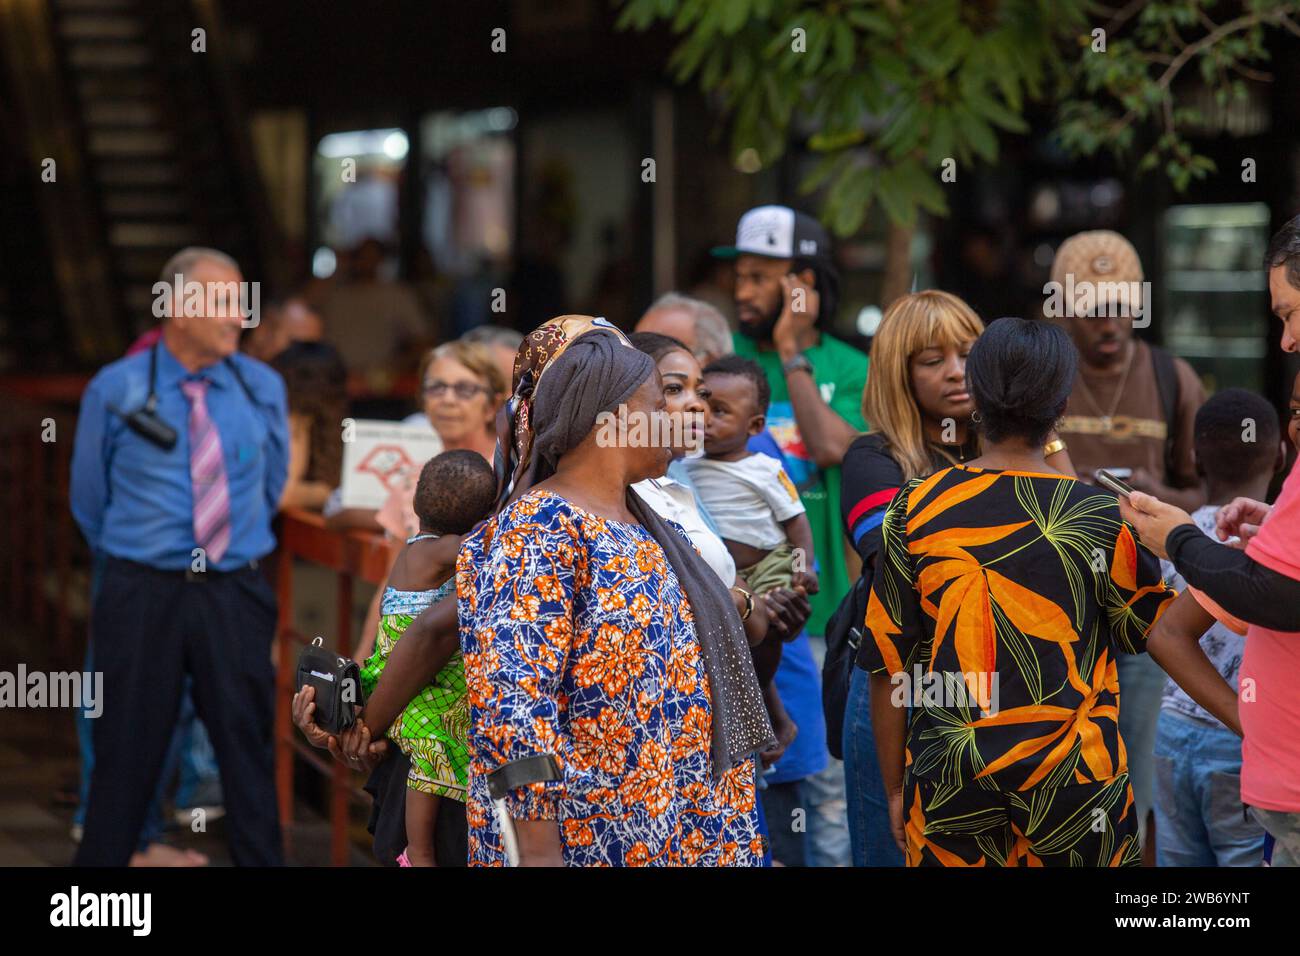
[0,616,377,867]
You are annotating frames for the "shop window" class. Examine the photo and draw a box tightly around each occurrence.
[312,127,409,278]
[1162,203,1271,393]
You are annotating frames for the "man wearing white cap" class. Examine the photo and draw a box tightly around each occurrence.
[714,205,869,868]
[713,205,868,635]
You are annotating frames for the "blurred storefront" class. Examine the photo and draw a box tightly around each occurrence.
[1,0,1297,410]
[922,55,1300,409]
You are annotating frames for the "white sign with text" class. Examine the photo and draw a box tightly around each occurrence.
[339,420,443,510]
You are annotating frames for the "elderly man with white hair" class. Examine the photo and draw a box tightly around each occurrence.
[635,292,734,365]
[70,247,288,866]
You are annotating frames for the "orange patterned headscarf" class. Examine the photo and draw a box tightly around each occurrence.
[493,315,630,511]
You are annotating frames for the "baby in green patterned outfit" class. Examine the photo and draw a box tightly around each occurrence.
[360,450,498,866]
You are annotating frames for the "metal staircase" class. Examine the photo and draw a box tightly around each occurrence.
[0,0,282,367]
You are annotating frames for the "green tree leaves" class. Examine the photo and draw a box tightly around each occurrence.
[618,0,1296,236]
[1055,1,1292,196]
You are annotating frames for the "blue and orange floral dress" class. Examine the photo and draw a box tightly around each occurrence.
[456,488,762,866]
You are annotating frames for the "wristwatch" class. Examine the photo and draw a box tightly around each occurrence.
[782,354,813,377]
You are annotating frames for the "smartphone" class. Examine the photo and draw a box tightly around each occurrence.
[1096,469,1136,499]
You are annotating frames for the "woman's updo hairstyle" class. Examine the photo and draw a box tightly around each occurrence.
[966,317,1076,446]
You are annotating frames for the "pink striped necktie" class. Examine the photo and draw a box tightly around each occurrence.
[180,378,231,565]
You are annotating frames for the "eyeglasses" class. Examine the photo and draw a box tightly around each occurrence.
[423,380,491,401]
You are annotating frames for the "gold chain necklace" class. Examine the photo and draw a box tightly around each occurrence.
[1074,342,1135,435]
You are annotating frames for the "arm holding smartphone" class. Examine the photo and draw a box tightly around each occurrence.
[1116,485,1195,560]
[1119,487,1300,631]
[1163,525,1300,631]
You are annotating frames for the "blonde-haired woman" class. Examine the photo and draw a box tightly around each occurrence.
[855,291,984,487]
[375,339,506,538]
[838,292,1072,865]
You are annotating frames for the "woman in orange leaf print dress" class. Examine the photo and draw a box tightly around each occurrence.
[862,319,1242,867]
[458,316,774,866]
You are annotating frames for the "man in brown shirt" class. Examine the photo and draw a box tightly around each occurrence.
[1050,230,1206,512]
[1047,230,1207,864]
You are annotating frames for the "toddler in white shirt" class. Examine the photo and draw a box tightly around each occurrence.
[685,355,818,597]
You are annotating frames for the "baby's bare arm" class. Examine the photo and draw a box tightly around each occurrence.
[388,534,463,592]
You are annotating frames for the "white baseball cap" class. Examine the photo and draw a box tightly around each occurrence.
[712,205,831,263]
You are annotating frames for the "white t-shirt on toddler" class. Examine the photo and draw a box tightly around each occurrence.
[683,453,805,551]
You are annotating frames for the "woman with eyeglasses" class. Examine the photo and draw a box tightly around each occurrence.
[326,340,508,531]
[380,339,506,539]
[353,340,508,664]
[402,341,506,463]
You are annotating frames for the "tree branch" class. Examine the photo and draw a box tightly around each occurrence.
[1155,12,1261,93]
[1163,19,1187,53]
[1103,9,1280,142]
[1228,61,1273,83]
[1104,0,1146,35]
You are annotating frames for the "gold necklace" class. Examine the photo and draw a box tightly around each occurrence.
[928,435,971,465]
[1074,343,1135,435]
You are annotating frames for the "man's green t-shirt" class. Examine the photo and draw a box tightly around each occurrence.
[733,331,870,636]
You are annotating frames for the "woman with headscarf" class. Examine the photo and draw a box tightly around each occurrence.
[627,331,807,787]
[458,315,774,866]
[306,316,775,866]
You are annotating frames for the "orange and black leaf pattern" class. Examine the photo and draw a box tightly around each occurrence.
[905,772,1142,867]
[457,489,761,867]
[861,465,1173,866]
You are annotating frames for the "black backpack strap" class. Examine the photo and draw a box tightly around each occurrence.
[1149,344,1181,480]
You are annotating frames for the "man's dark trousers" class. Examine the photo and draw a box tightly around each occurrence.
[74,557,284,865]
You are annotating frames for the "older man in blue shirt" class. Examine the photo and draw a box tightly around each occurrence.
[71,247,289,866]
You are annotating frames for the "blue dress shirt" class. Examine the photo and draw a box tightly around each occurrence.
[70,340,289,571]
